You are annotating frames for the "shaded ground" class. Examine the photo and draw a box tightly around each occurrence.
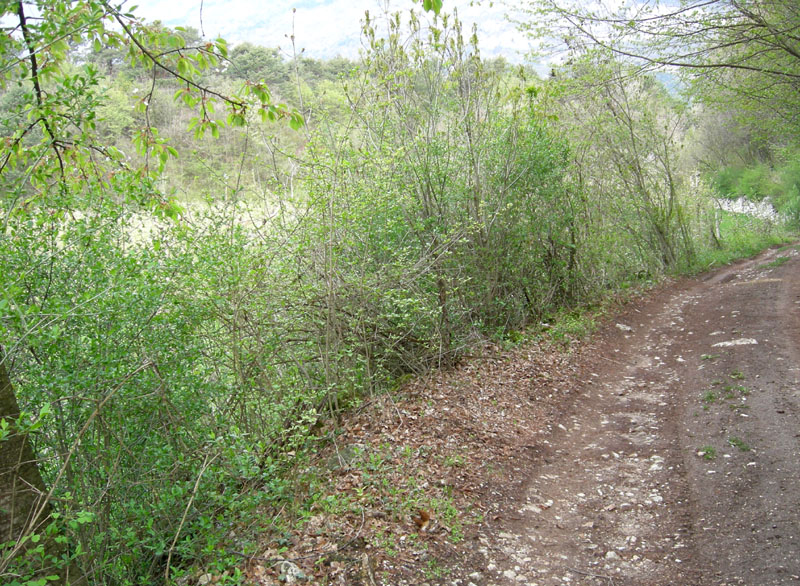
[239,245,800,585]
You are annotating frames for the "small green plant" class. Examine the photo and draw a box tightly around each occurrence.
[315,492,351,516]
[496,328,527,350]
[365,450,387,472]
[728,437,751,452]
[760,256,789,269]
[701,390,718,408]
[548,310,596,345]
[723,384,749,399]
[430,496,464,544]
[699,445,717,460]
[701,353,720,361]
[374,529,398,557]
[443,453,466,468]
[424,558,450,579]
[730,369,745,380]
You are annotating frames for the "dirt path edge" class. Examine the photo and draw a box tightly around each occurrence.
[458,246,800,586]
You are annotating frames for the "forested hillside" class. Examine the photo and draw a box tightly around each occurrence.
[1,1,797,584]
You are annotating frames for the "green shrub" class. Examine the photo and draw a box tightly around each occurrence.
[711,165,743,199]
[711,163,777,201]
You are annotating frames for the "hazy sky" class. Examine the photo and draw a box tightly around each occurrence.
[126,0,531,62]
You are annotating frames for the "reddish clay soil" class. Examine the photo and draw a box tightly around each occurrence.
[243,245,800,586]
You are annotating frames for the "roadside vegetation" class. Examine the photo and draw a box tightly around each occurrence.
[1,1,798,584]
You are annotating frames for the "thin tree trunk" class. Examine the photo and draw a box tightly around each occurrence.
[0,351,49,548]
[0,350,86,584]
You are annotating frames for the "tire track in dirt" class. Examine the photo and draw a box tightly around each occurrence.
[678,248,800,585]
[465,246,800,586]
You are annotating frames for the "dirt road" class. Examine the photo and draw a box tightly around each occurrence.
[475,246,800,585]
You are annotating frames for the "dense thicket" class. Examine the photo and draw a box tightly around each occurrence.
[0,3,792,584]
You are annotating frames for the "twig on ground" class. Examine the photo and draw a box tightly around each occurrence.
[567,566,616,584]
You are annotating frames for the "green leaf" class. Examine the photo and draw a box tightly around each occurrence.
[182,91,197,108]
[167,33,184,49]
[76,511,94,524]
[227,113,246,127]
[215,38,228,58]
[423,0,443,14]
[289,113,304,131]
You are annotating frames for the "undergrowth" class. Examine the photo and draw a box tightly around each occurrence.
[687,212,796,272]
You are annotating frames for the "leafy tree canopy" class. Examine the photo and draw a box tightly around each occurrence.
[520,0,800,141]
[0,0,303,220]
[228,43,290,84]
